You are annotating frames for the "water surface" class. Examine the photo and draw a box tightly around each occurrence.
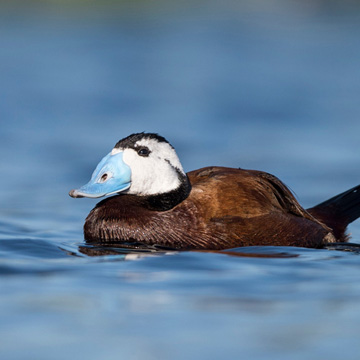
[1,1,360,359]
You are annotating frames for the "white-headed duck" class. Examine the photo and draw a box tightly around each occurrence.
[69,132,360,250]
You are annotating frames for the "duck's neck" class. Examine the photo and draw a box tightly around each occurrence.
[143,173,191,211]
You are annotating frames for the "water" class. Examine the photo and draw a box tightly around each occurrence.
[1,1,360,359]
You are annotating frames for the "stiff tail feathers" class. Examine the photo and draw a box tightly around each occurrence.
[307,184,360,241]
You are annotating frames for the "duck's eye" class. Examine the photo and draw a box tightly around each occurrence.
[137,147,150,157]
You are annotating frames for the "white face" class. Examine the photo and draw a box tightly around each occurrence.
[112,138,185,196]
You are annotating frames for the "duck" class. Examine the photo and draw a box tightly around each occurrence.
[69,132,360,250]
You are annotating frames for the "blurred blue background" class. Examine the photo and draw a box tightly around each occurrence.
[1,1,360,359]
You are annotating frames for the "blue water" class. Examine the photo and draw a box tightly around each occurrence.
[1,1,360,359]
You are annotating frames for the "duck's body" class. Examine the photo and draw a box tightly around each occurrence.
[70,133,360,250]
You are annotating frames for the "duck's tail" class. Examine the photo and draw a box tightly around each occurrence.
[307,184,360,241]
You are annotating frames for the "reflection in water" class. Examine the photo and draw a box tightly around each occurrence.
[77,243,300,258]
[323,242,360,253]
[77,241,360,258]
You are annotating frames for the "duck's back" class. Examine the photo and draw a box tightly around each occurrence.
[84,166,334,250]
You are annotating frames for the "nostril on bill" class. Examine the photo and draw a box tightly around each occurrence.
[100,173,108,182]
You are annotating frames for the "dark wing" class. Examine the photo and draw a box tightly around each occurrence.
[189,167,334,248]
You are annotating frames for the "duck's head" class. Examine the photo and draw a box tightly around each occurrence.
[69,133,187,199]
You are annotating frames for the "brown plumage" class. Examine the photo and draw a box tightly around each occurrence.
[69,133,360,250]
[83,166,360,250]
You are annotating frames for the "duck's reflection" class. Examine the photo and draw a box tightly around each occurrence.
[77,243,299,259]
[75,241,360,259]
